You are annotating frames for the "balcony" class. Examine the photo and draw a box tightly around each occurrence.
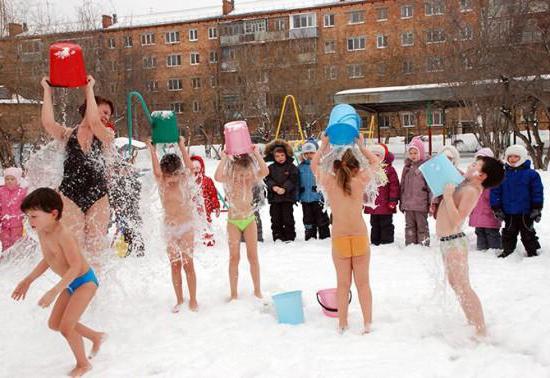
[289,27,318,40]
[220,30,287,46]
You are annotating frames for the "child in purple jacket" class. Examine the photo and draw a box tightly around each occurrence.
[1,167,27,252]
[400,137,431,246]
[469,148,502,250]
[364,143,400,245]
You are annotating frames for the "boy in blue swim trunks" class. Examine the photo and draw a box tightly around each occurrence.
[12,188,105,378]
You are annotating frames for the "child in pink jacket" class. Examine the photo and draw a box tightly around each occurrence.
[1,167,27,251]
[469,148,502,250]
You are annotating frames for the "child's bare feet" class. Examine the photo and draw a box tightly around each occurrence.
[172,303,183,313]
[337,325,349,335]
[189,299,198,312]
[68,363,92,377]
[254,290,263,299]
[88,332,107,359]
[362,324,371,335]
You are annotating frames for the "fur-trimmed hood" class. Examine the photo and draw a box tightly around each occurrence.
[264,139,294,162]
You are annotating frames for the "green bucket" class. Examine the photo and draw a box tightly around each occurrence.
[151,111,179,144]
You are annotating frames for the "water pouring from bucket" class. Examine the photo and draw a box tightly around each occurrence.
[49,42,88,88]
[325,104,362,146]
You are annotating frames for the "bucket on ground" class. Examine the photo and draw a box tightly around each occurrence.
[151,111,179,144]
[224,121,253,156]
[316,288,352,318]
[419,153,464,197]
[49,42,88,88]
[325,104,361,146]
[272,290,304,325]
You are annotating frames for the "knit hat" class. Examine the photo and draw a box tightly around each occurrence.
[301,142,317,154]
[369,143,388,160]
[505,144,528,167]
[440,145,460,166]
[407,137,425,161]
[3,167,22,183]
[474,147,494,158]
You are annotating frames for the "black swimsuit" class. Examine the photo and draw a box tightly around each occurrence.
[59,128,108,214]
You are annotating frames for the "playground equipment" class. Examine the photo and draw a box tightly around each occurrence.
[274,95,305,144]
[224,121,253,156]
[49,42,87,88]
[126,91,179,149]
[325,104,361,145]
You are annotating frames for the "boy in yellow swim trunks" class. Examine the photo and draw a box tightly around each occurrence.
[214,145,269,301]
[312,134,379,333]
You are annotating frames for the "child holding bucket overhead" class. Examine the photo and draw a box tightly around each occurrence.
[214,121,269,301]
[312,132,379,333]
[146,137,198,313]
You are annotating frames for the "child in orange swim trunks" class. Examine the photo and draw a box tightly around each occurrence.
[312,133,379,333]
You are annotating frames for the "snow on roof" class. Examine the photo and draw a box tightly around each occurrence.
[0,91,40,105]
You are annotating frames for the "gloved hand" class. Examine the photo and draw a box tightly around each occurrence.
[492,208,505,221]
[530,208,542,223]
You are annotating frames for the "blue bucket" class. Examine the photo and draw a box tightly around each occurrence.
[272,290,305,325]
[325,104,362,145]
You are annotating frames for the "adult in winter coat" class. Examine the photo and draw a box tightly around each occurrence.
[490,144,544,257]
[298,142,330,240]
[364,143,400,245]
[264,139,299,242]
[400,137,431,246]
[0,167,27,251]
[469,148,501,250]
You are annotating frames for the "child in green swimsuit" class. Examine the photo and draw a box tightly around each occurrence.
[214,146,269,301]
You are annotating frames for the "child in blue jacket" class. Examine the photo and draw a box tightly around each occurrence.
[298,142,330,240]
[490,145,544,258]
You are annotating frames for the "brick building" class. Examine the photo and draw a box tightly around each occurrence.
[0,0,547,144]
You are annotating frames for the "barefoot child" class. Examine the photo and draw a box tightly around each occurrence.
[436,156,504,336]
[12,188,105,377]
[146,137,198,313]
[214,146,269,300]
[312,134,379,333]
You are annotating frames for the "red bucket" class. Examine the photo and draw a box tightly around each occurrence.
[49,42,87,88]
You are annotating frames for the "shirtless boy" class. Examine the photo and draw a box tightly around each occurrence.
[146,137,198,313]
[312,134,379,333]
[214,146,269,300]
[12,188,105,377]
[436,156,504,337]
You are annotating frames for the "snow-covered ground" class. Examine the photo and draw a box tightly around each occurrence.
[1,145,549,378]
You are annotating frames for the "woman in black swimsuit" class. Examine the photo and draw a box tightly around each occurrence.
[41,75,115,267]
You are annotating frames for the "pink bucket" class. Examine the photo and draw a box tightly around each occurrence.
[224,121,253,156]
[316,288,352,318]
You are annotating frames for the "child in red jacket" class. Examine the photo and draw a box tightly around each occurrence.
[191,156,220,246]
[364,144,400,245]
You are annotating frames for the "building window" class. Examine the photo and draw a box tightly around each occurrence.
[401,31,414,46]
[291,13,316,29]
[401,112,416,127]
[429,110,443,126]
[108,37,116,49]
[209,51,218,63]
[324,14,335,27]
[402,60,414,74]
[193,101,201,113]
[347,64,364,78]
[189,29,198,41]
[210,76,219,88]
[208,27,218,39]
[168,79,183,91]
[190,52,200,65]
[275,19,286,31]
[376,8,388,21]
[460,0,472,11]
[170,102,184,114]
[376,34,388,48]
[21,39,42,54]
[401,5,413,18]
[427,56,444,72]
[165,31,180,44]
[347,36,366,51]
[425,1,444,16]
[324,40,336,53]
[460,24,473,40]
[123,36,132,48]
[463,56,473,70]
[379,114,391,128]
[348,10,365,24]
[426,29,446,43]
[244,19,266,34]
[191,77,201,89]
[377,63,386,76]
[141,32,155,45]
[325,65,337,80]
[110,61,117,72]
[145,80,159,92]
[143,56,157,69]
[166,54,182,67]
